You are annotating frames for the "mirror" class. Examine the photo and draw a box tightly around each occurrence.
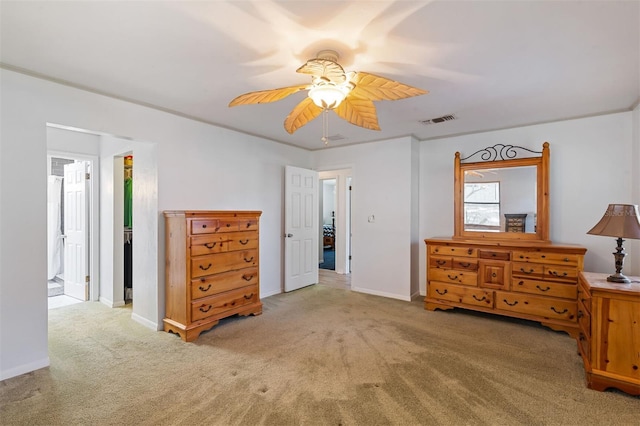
[453,143,549,242]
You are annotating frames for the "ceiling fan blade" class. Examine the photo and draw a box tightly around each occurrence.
[334,98,380,131]
[229,84,309,107]
[296,59,346,83]
[284,97,323,134]
[350,72,428,101]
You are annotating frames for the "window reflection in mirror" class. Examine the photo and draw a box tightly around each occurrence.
[463,166,537,233]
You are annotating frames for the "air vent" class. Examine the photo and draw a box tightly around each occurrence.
[420,114,457,125]
[327,134,345,141]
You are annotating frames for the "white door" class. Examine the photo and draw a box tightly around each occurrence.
[284,165,319,292]
[63,161,89,301]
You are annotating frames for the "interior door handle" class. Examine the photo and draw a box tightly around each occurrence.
[285,233,293,238]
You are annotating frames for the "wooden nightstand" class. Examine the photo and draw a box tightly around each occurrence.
[577,271,640,395]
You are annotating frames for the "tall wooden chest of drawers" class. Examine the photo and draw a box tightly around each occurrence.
[425,238,586,336]
[164,210,262,342]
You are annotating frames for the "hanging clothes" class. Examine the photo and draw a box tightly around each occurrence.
[124,176,133,228]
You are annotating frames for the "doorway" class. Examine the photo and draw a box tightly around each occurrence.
[47,154,96,308]
[318,168,352,277]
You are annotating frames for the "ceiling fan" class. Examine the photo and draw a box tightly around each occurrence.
[229,50,428,143]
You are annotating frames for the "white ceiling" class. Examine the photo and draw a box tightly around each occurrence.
[1,1,638,150]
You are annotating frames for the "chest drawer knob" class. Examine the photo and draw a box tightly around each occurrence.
[472,295,487,302]
[242,274,254,281]
[467,249,473,255]
[549,271,568,277]
[239,239,249,245]
[199,284,212,292]
[436,260,447,265]
[244,256,254,263]
[447,274,459,280]
[199,263,212,271]
[503,299,518,306]
[435,289,448,295]
[204,242,217,249]
[199,304,212,313]
[520,268,534,274]
[536,285,551,292]
[244,293,254,300]
[459,262,471,267]
[550,307,568,315]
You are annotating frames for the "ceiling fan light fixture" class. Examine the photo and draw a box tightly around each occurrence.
[308,84,349,109]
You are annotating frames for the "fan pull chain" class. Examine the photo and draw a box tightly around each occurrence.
[321,109,329,145]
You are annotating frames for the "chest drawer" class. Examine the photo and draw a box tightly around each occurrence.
[544,265,578,281]
[512,262,545,278]
[429,268,477,286]
[191,249,258,278]
[430,245,477,258]
[191,267,258,300]
[428,282,493,308]
[512,251,579,267]
[495,291,577,322]
[191,285,259,322]
[512,278,577,299]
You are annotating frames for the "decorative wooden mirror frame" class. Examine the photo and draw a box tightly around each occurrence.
[453,142,550,242]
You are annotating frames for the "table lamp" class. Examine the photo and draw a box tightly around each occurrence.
[587,204,640,283]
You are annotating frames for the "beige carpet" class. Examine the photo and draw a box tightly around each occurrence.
[1,284,638,425]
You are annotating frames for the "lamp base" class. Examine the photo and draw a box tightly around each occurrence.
[606,273,631,284]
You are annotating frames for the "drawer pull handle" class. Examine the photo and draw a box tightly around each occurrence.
[459,262,471,268]
[434,248,439,253]
[246,222,252,228]
[202,224,207,228]
[242,274,254,281]
[199,263,212,271]
[204,242,217,249]
[467,249,473,255]
[550,307,568,315]
[536,285,551,292]
[503,299,518,306]
[244,293,254,300]
[472,295,487,302]
[520,268,534,274]
[436,260,447,266]
[226,223,231,227]
[577,310,583,319]
[563,258,569,262]
[491,273,497,278]
[244,256,255,263]
[447,274,458,281]
[549,271,568,277]
[519,255,524,259]
[435,289,448,295]
[517,280,524,286]
[215,227,220,232]
[199,305,212,313]
[199,284,212,292]
[239,239,249,245]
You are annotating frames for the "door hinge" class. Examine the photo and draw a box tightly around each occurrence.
[85,173,90,180]
[349,255,352,260]
[85,275,90,283]
[349,185,352,191]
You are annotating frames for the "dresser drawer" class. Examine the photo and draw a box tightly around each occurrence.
[191,218,250,234]
[428,282,493,308]
[226,231,259,251]
[512,262,545,278]
[495,291,577,322]
[544,265,578,281]
[191,285,259,322]
[512,278,577,299]
[479,250,511,261]
[191,234,228,256]
[577,299,591,338]
[512,251,579,267]
[429,257,452,269]
[430,245,477,258]
[429,268,477,286]
[191,249,258,278]
[191,267,258,299]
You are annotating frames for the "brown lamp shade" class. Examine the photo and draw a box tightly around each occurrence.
[587,204,640,239]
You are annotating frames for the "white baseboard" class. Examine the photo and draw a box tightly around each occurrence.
[131,312,159,331]
[350,286,412,302]
[0,357,50,381]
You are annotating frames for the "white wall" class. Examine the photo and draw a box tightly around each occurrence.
[0,69,311,380]
[314,137,417,301]
[419,111,638,295]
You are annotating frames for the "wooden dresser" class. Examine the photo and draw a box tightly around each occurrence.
[164,210,262,342]
[425,238,586,336]
[577,271,640,395]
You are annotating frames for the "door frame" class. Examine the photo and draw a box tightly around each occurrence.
[47,151,100,302]
[318,168,352,275]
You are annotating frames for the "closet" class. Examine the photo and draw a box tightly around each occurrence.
[124,155,133,302]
